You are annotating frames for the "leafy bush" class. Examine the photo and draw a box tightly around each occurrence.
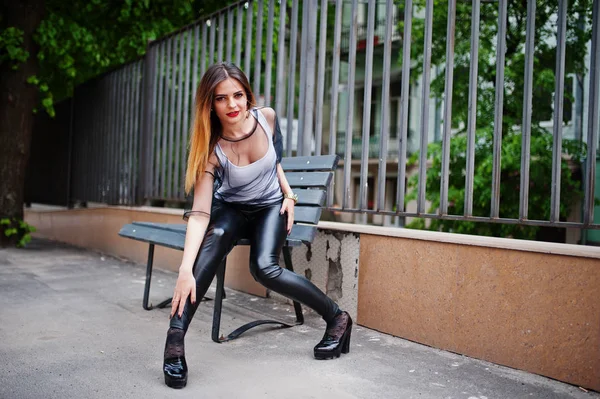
[405,127,587,239]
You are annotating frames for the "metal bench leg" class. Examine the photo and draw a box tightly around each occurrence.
[282,246,304,325]
[143,243,215,311]
[212,259,227,343]
[212,246,303,343]
[143,244,173,310]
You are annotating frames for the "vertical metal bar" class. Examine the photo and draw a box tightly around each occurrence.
[88,85,94,202]
[86,91,92,201]
[104,76,112,203]
[124,64,132,204]
[417,0,434,214]
[464,0,480,217]
[109,72,118,204]
[327,0,343,207]
[218,13,225,62]
[192,25,200,108]
[297,2,309,155]
[264,0,275,107]
[96,80,104,203]
[130,63,137,204]
[175,33,185,199]
[314,0,328,156]
[439,0,457,215]
[155,42,166,199]
[145,44,159,202]
[102,77,108,203]
[275,0,287,118]
[286,0,299,155]
[359,0,376,211]
[66,92,74,206]
[519,0,535,220]
[132,61,142,204]
[236,5,243,67]
[161,40,172,200]
[490,0,508,218]
[254,0,264,99]
[125,65,132,204]
[128,63,135,204]
[75,91,82,202]
[117,67,124,203]
[201,22,208,76]
[209,18,216,65]
[182,29,193,200]
[227,8,234,63]
[584,0,599,225]
[167,37,177,199]
[550,0,568,222]
[245,1,253,77]
[397,0,413,213]
[104,76,111,203]
[377,0,394,211]
[100,81,106,203]
[117,67,126,204]
[303,0,318,156]
[342,0,358,209]
[90,85,97,202]
[101,78,108,203]
[88,84,94,202]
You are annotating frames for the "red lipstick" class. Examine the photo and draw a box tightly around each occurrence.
[226,111,239,118]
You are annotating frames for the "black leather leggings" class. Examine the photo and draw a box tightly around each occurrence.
[169,199,339,332]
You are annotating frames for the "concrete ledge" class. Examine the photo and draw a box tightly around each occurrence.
[319,221,600,260]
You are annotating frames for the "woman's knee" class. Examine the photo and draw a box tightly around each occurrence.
[249,255,283,282]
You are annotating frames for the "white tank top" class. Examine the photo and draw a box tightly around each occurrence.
[213,108,283,205]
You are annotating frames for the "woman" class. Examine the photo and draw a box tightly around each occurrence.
[163,62,352,389]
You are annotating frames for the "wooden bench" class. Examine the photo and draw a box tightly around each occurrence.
[118,154,339,343]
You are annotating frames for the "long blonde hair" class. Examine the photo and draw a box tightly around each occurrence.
[185,62,256,194]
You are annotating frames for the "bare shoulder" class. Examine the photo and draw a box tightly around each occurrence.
[258,106,276,126]
[206,152,219,173]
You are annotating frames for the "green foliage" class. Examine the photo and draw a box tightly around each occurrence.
[398,0,593,130]
[398,0,594,238]
[0,27,29,69]
[7,0,235,116]
[405,128,587,239]
[1,218,37,248]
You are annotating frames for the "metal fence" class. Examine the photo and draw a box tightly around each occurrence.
[57,0,600,230]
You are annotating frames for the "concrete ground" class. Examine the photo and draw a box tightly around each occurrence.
[0,239,597,399]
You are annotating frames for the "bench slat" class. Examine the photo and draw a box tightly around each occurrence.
[295,189,326,207]
[286,172,333,188]
[132,208,321,232]
[120,222,313,249]
[287,224,317,244]
[281,155,339,171]
[119,224,186,251]
[294,206,322,225]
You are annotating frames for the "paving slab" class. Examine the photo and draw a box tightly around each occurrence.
[0,239,597,399]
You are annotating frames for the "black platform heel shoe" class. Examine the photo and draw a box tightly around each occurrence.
[163,327,188,389]
[163,356,188,389]
[314,311,353,360]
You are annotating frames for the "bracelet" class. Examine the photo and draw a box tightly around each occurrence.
[283,192,298,204]
[183,210,210,221]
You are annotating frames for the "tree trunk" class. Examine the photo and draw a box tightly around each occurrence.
[0,0,45,247]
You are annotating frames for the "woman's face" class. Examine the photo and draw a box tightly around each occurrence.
[212,77,248,126]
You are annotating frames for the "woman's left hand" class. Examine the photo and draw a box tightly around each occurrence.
[280,198,295,235]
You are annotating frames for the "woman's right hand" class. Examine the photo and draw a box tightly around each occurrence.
[170,270,196,319]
